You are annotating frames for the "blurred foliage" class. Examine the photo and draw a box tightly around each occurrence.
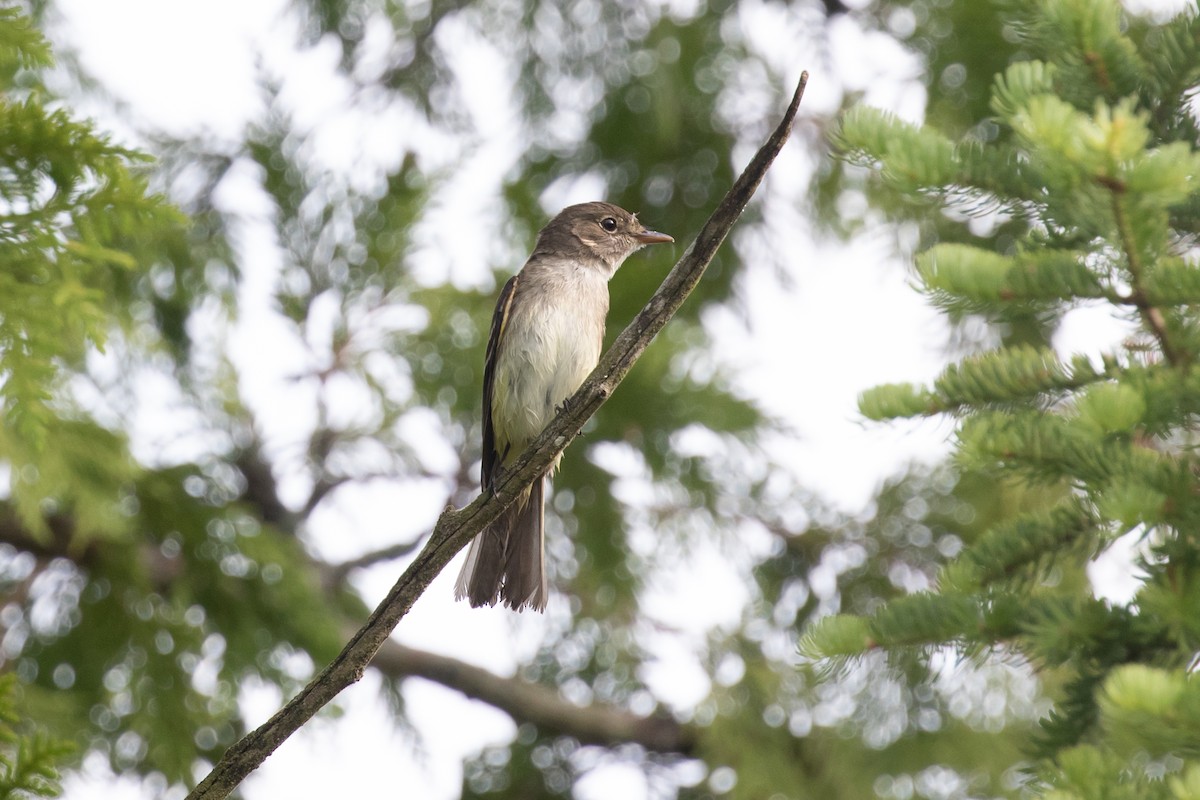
[8,0,1184,798]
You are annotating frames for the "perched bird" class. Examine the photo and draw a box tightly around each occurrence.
[455,202,674,611]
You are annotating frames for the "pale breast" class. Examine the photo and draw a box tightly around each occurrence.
[492,260,609,454]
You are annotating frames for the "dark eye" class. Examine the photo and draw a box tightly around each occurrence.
[600,217,618,232]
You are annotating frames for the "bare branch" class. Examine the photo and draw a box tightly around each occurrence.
[186,72,809,800]
[372,640,693,753]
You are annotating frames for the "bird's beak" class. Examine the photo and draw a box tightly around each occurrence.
[635,228,674,245]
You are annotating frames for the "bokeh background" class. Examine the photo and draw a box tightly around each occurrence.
[5,0,1185,797]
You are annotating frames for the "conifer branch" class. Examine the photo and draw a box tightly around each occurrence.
[811,2,1200,788]
[1110,192,1185,365]
[185,72,809,800]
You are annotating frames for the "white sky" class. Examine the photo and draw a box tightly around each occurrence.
[41,0,1166,797]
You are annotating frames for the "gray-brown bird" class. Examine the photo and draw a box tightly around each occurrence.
[454,202,674,611]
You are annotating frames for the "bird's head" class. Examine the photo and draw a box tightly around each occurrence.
[534,201,673,273]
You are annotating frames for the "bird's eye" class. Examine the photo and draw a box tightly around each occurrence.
[600,217,618,232]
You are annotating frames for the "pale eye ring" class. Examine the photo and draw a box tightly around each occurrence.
[600,217,618,232]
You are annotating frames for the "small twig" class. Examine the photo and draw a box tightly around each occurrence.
[301,475,348,517]
[1110,192,1185,365]
[186,71,808,800]
[323,538,426,588]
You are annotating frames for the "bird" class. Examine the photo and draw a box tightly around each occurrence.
[455,202,674,611]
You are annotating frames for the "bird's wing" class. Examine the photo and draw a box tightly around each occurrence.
[481,274,519,492]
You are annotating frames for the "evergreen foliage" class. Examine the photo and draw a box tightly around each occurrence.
[806,0,1200,794]
[0,674,70,798]
[0,6,177,447]
[0,8,347,787]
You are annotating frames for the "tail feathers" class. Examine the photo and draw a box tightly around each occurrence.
[454,478,547,612]
[454,524,506,607]
[499,477,546,610]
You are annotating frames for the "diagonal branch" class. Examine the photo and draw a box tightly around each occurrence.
[187,71,808,800]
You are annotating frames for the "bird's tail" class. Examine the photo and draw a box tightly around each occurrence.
[454,476,547,611]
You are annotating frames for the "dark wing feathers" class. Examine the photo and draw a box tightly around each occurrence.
[481,274,518,492]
